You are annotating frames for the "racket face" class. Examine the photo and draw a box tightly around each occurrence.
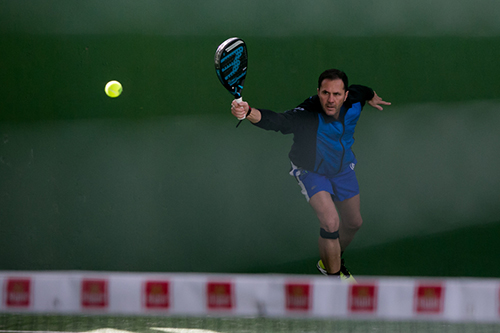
[214,37,248,99]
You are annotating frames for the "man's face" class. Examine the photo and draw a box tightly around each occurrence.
[317,78,348,118]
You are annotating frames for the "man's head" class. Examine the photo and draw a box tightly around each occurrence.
[317,69,349,118]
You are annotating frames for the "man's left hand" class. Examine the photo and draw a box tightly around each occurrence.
[368,92,391,110]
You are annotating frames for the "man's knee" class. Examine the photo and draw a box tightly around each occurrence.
[318,215,340,234]
[344,216,363,231]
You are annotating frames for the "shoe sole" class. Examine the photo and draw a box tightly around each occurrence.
[316,260,328,276]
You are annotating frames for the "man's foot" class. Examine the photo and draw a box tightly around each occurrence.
[339,259,357,283]
[316,259,328,276]
[316,259,357,283]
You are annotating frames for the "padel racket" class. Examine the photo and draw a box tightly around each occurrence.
[214,37,248,127]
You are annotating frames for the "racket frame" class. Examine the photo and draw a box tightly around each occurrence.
[214,37,247,101]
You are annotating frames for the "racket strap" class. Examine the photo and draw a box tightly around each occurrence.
[244,106,252,118]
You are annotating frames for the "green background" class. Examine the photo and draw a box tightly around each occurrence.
[1,0,499,277]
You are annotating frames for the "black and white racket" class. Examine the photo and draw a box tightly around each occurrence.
[214,37,248,127]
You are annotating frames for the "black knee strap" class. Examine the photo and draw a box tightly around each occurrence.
[320,228,339,239]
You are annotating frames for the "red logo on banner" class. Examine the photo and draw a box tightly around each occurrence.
[349,284,377,313]
[81,279,108,308]
[207,282,233,310]
[4,278,31,307]
[414,284,444,314]
[285,283,311,311]
[144,281,170,309]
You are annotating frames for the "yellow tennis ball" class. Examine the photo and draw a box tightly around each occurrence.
[105,80,122,98]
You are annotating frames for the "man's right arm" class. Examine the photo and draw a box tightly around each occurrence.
[231,99,297,134]
[231,100,261,123]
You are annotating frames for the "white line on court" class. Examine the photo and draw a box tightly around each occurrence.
[151,328,222,333]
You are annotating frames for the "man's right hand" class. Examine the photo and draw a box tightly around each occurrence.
[231,99,250,120]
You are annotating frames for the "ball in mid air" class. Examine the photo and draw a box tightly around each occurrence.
[105,80,123,98]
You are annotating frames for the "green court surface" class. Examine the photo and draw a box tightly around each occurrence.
[249,220,500,277]
[1,314,499,333]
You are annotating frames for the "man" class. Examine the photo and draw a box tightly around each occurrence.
[231,69,391,279]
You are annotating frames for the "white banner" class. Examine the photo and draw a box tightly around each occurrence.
[1,272,499,323]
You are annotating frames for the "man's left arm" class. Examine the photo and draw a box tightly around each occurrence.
[348,85,391,110]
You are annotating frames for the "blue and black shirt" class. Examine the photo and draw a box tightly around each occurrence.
[253,85,374,177]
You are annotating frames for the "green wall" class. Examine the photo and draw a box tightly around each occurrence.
[2,35,500,122]
[1,0,499,277]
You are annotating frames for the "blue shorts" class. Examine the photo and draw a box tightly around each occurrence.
[290,162,360,202]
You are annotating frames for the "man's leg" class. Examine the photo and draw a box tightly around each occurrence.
[335,194,363,252]
[309,191,341,274]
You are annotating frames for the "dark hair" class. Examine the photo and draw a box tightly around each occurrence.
[318,69,348,91]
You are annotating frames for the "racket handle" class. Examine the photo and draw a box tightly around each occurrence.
[235,97,245,120]
[235,97,252,128]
